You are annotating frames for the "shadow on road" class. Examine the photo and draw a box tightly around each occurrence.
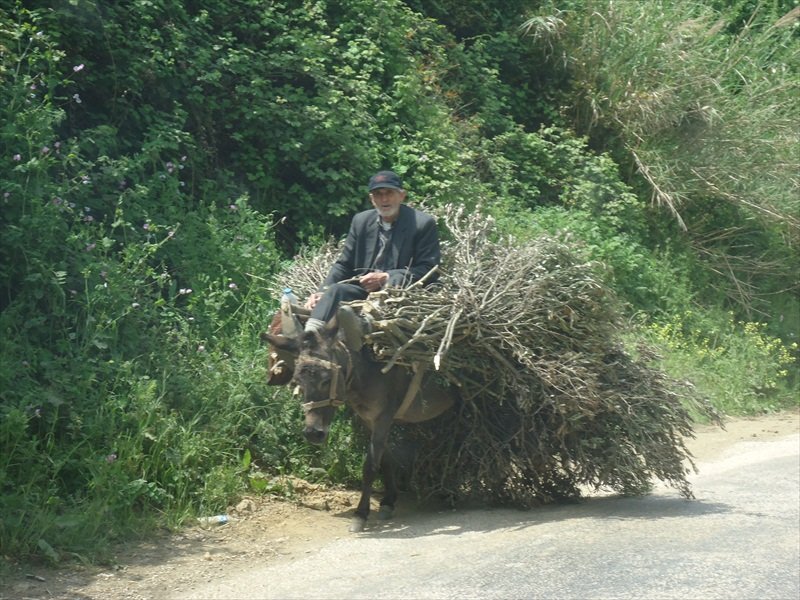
[344,492,733,540]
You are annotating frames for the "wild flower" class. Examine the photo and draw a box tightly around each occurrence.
[41,146,49,154]
[105,453,117,463]
[142,223,150,230]
[13,154,21,161]
[131,302,140,309]
[197,344,206,352]
[228,282,238,290]
[73,93,82,104]
[85,243,96,251]
[73,63,84,72]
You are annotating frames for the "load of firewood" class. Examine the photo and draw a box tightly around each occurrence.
[272,205,718,504]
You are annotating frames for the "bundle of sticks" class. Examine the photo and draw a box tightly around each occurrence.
[273,205,718,504]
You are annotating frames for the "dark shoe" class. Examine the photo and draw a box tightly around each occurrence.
[337,305,369,351]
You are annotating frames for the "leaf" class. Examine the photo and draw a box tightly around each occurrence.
[241,448,252,470]
[37,539,60,563]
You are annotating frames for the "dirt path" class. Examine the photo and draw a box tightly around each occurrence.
[4,409,798,600]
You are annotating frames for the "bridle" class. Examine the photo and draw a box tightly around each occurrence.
[296,345,353,412]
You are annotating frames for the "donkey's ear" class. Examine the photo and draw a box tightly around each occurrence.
[323,314,339,339]
[261,332,300,355]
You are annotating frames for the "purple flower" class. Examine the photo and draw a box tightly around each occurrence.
[142,223,150,230]
[52,197,62,205]
[13,154,21,161]
[41,146,50,154]
[83,215,94,222]
[105,453,117,463]
[73,64,85,72]
[54,141,61,149]
[166,161,175,173]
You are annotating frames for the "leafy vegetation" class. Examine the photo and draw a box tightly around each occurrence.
[1,0,797,564]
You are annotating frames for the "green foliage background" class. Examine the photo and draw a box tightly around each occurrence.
[1,0,797,563]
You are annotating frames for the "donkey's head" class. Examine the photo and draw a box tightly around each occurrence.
[264,318,351,445]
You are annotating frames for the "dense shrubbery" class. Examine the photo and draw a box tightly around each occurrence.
[1,0,797,563]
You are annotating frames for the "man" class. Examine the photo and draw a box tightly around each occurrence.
[304,170,440,340]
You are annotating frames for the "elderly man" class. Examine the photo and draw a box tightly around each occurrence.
[304,170,440,340]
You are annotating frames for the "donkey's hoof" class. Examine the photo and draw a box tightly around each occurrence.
[377,505,394,520]
[349,516,366,533]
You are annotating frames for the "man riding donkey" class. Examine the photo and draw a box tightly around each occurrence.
[266,170,451,532]
[303,169,441,346]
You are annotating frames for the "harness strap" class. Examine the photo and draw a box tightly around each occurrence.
[298,347,352,412]
[302,397,345,411]
[395,362,426,420]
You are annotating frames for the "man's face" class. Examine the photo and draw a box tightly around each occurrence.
[369,187,405,223]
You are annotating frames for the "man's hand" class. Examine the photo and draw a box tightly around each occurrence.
[359,272,389,292]
[305,292,322,309]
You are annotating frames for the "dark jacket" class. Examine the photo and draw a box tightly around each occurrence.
[323,204,440,288]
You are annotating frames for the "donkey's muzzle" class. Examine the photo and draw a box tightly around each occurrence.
[304,426,328,445]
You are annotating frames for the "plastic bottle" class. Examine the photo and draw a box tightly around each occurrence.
[281,287,298,308]
[197,514,229,526]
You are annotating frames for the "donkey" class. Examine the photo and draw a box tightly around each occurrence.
[264,312,457,532]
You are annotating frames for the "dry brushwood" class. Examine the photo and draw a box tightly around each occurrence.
[272,205,719,505]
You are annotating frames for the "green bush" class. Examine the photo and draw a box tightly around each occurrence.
[642,309,798,415]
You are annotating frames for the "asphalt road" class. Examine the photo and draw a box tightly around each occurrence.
[181,433,800,600]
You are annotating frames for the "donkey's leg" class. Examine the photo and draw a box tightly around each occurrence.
[377,450,398,520]
[351,413,393,532]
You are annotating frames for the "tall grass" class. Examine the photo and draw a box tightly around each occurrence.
[526,0,799,236]
[521,0,799,330]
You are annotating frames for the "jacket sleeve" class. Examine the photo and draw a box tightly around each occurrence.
[386,211,440,287]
